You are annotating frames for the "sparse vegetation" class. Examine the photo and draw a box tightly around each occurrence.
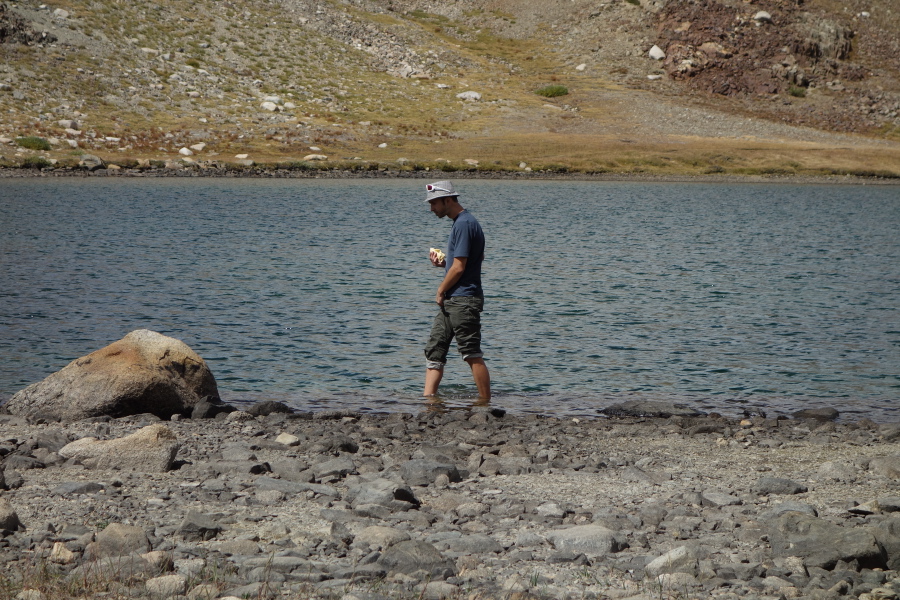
[16,136,51,151]
[21,156,51,169]
[535,84,569,98]
[788,85,807,98]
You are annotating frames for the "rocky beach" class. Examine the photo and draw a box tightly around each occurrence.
[1,332,900,600]
[1,402,900,600]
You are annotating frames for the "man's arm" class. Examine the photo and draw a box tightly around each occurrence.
[436,256,467,306]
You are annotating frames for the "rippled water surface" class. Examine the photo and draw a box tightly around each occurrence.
[1,178,898,420]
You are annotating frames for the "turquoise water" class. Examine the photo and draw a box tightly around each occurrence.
[1,178,898,420]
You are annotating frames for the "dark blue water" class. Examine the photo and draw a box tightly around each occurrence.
[1,178,898,420]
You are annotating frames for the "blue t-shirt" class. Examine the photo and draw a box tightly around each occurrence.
[446,210,485,297]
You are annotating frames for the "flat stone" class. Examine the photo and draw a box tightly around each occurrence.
[753,477,807,495]
[545,525,626,557]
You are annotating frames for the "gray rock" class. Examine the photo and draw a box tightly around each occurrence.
[413,444,467,463]
[86,523,150,559]
[331,564,387,581]
[759,501,818,521]
[223,582,276,599]
[753,477,807,495]
[444,534,503,554]
[210,460,271,475]
[399,459,460,486]
[4,330,219,422]
[241,556,316,573]
[768,512,885,569]
[701,492,742,507]
[191,400,233,419]
[645,545,699,576]
[177,511,222,541]
[52,481,104,496]
[377,540,455,578]
[214,539,261,556]
[879,423,900,441]
[345,477,420,509]
[545,525,627,557]
[4,470,23,489]
[315,435,359,454]
[58,424,179,472]
[816,461,857,482]
[145,574,187,597]
[355,525,410,550]
[246,401,293,416]
[313,457,357,480]
[68,554,155,582]
[0,498,22,531]
[254,476,338,497]
[78,154,105,170]
[601,400,704,418]
[3,456,44,470]
[792,408,839,421]
[878,497,900,513]
[869,456,900,479]
[871,517,900,570]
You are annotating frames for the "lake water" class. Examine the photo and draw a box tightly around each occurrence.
[1,178,898,421]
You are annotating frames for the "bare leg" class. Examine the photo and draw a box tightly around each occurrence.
[465,357,491,400]
[423,367,443,396]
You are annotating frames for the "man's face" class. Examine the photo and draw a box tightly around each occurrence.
[428,197,452,218]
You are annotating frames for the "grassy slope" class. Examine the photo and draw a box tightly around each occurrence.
[0,0,898,176]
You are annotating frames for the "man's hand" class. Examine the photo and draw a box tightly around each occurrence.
[435,290,445,306]
[429,249,446,267]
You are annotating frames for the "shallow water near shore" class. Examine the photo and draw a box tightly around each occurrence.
[1,178,898,421]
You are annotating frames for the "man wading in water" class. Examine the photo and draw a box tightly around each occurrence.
[423,180,491,400]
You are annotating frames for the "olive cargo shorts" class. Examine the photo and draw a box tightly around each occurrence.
[425,296,484,369]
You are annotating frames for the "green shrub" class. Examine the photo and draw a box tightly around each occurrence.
[186,58,201,68]
[21,156,52,169]
[16,136,52,151]
[535,84,569,98]
[788,85,806,98]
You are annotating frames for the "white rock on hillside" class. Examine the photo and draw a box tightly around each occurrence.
[754,11,773,23]
[261,102,279,112]
[179,147,193,156]
[190,142,206,152]
[649,45,666,60]
[263,95,283,105]
[303,154,328,161]
[58,119,78,129]
[456,91,482,101]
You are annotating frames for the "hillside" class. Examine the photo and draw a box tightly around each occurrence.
[1,0,899,176]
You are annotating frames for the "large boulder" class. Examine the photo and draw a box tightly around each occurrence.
[3,330,220,421]
[768,512,886,569]
[58,424,180,472]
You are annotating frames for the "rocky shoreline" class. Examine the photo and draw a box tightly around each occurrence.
[1,165,899,186]
[1,403,899,600]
